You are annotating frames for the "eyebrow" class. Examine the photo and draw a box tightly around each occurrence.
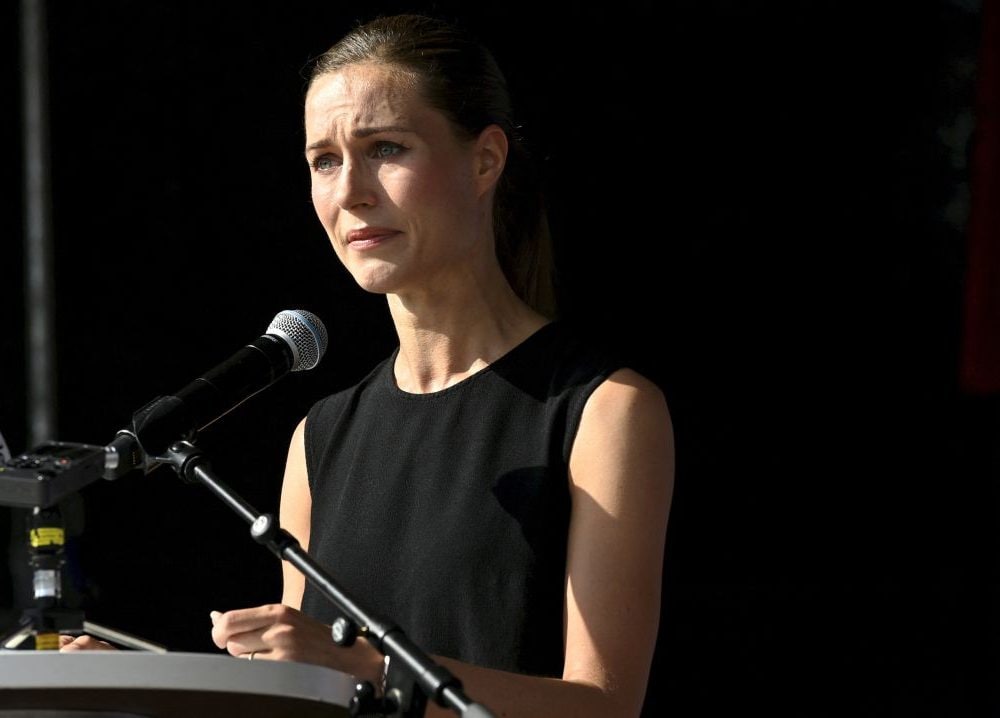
[305,125,414,152]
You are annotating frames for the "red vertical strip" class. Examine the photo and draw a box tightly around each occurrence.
[961,0,1000,394]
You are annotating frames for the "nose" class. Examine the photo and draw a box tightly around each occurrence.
[334,156,378,210]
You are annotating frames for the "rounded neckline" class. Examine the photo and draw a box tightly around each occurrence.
[383,321,558,400]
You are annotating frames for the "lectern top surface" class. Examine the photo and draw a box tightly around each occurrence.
[0,650,354,709]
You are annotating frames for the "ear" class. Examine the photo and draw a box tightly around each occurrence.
[473,124,508,197]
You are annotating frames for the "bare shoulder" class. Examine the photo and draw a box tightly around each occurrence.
[570,367,674,504]
[586,367,671,423]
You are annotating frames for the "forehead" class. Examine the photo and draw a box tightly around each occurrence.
[305,64,424,134]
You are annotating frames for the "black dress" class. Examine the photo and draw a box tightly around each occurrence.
[301,321,623,677]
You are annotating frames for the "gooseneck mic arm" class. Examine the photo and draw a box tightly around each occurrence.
[158,440,495,718]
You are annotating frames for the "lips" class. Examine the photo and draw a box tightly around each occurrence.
[346,227,399,244]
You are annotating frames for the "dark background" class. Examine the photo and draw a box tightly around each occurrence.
[2,1,997,716]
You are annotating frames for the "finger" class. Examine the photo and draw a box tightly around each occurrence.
[212,620,287,656]
[59,635,116,651]
[221,630,269,657]
[236,647,273,661]
[210,605,293,648]
[60,635,93,651]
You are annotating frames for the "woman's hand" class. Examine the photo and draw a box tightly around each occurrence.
[59,634,117,651]
[210,604,382,684]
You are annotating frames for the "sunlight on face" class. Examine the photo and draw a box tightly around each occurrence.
[304,63,486,297]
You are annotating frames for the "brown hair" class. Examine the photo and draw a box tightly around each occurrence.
[309,14,556,317]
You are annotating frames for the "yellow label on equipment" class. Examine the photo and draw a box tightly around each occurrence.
[29,527,65,547]
[35,632,60,650]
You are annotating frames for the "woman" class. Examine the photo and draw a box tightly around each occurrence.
[66,13,674,717]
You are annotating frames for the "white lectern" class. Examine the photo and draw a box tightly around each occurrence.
[0,650,353,717]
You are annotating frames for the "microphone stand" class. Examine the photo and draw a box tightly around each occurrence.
[158,440,495,718]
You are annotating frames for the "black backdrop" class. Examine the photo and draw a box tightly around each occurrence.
[2,1,997,716]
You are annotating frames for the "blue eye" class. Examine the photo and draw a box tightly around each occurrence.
[372,141,404,159]
[311,155,339,172]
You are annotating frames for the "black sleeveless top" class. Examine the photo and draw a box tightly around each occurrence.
[301,321,622,676]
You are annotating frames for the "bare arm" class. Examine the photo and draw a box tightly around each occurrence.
[561,368,674,714]
[279,417,310,610]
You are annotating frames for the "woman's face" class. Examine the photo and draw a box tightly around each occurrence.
[305,63,490,297]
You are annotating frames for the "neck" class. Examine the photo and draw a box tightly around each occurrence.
[386,277,549,394]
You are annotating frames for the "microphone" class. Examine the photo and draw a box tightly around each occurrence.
[105,309,327,478]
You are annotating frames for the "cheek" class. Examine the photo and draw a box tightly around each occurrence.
[310,182,347,257]
[310,180,329,216]
[382,162,474,220]
[311,181,339,230]
[376,165,422,207]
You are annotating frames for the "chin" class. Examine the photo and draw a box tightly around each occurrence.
[350,268,399,296]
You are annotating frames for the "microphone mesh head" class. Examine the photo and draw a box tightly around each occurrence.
[267,309,328,371]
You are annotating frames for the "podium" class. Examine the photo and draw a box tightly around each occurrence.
[0,650,354,717]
